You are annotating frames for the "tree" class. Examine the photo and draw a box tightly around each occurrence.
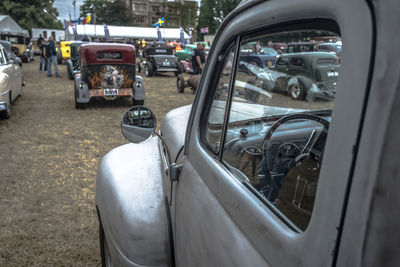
[197,0,241,38]
[80,0,132,26]
[0,0,63,30]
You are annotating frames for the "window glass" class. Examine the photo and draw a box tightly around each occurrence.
[204,45,236,154]
[221,29,341,231]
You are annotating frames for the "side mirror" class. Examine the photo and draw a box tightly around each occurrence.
[121,106,156,143]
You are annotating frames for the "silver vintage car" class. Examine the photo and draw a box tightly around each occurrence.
[96,0,400,266]
[0,44,23,119]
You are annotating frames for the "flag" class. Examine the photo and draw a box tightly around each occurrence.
[200,27,209,34]
[153,17,165,27]
[82,15,91,25]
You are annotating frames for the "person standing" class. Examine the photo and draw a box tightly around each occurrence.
[192,43,205,75]
[46,36,59,77]
[39,38,46,72]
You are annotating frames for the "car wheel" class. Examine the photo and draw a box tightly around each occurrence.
[99,221,113,267]
[132,98,144,106]
[67,65,74,80]
[175,62,183,76]
[145,62,153,77]
[136,62,141,73]
[0,95,12,119]
[177,74,185,93]
[288,80,305,100]
[57,53,62,65]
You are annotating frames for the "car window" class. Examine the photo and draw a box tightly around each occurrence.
[219,27,341,231]
[203,45,236,154]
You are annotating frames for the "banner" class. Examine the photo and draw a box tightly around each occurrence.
[200,27,209,34]
[153,17,165,27]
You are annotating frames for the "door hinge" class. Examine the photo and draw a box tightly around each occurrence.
[169,163,183,182]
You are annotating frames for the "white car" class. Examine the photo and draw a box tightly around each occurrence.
[0,44,23,119]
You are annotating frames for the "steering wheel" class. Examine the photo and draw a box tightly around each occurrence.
[259,113,330,201]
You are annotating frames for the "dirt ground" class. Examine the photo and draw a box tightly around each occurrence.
[0,61,194,266]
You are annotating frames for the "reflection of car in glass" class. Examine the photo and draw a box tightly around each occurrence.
[138,47,182,77]
[242,52,340,101]
[286,42,317,53]
[240,45,279,67]
[74,43,145,108]
[0,40,22,66]
[95,0,399,266]
[0,44,24,119]
[316,42,342,61]
[66,41,83,80]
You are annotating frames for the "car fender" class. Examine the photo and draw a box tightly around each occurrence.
[96,137,170,266]
[132,75,145,101]
[74,75,90,103]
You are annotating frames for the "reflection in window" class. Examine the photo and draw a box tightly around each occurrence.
[221,28,341,230]
[204,45,236,154]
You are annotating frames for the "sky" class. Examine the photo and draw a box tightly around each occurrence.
[53,0,85,23]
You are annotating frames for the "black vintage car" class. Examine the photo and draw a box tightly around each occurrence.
[138,46,182,77]
[242,52,340,101]
[66,41,83,80]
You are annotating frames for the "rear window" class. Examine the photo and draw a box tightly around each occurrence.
[97,51,122,60]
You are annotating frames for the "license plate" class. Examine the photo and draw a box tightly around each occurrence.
[163,61,171,66]
[104,89,118,96]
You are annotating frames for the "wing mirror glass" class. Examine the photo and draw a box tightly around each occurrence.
[121,106,156,143]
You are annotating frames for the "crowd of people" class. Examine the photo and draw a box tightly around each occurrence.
[37,34,59,77]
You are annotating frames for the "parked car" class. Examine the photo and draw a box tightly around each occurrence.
[66,41,83,80]
[0,44,23,119]
[316,42,342,61]
[240,46,279,67]
[241,52,340,101]
[0,40,22,66]
[74,43,145,108]
[175,44,196,61]
[96,0,400,267]
[59,40,72,64]
[138,46,182,77]
[3,35,31,63]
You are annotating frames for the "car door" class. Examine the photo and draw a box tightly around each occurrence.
[172,0,374,266]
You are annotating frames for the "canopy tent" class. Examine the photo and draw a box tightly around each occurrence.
[66,24,190,41]
[0,15,28,36]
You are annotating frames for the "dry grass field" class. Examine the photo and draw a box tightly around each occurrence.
[0,61,194,266]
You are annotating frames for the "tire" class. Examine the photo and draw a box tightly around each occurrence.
[145,61,153,77]
[0,95,12,119]
[132,98,144,106]
[177,74,185,93]
[136,62,141,73]
[175,62,183,76]
[288,79,306,100]
[67,64,74,80]
[99,220,113,267]
[57,52,62,65]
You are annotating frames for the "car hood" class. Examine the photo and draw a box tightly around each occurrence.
[161,105,192,162]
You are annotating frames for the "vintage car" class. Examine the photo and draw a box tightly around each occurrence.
[316,42,342,62]
[96,0,400,266]
[241,52,340,101]
[0,40,22,67]
[0,44,23,119]
[176,73,200,93]
[175,44,196,61]
[285,42,317,53]
[137,46,182,77]
[66,41,83,80]
[74,43,145,108]
[240,45,279,67]
[3,35,32,63]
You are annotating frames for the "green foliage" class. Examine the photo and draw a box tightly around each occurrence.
[197,0,241,38]
[0,0,63,30]
[80,0,132,26]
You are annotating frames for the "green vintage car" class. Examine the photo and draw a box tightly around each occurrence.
[175,44,196,61]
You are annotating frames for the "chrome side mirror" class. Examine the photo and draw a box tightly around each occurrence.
[121,106,156,143]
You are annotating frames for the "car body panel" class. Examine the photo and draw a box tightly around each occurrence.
[60,41,72,60]
[175,45,195,61]
[96,138,170,266]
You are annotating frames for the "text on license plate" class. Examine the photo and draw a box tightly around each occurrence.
[104,89,118,96]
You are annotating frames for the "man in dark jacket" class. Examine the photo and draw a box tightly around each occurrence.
[46,36,59,77]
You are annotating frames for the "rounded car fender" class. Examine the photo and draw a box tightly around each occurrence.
[74,75,90,103]
[96,137,170,266]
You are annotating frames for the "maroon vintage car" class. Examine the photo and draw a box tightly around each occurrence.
[74,43,145,108]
